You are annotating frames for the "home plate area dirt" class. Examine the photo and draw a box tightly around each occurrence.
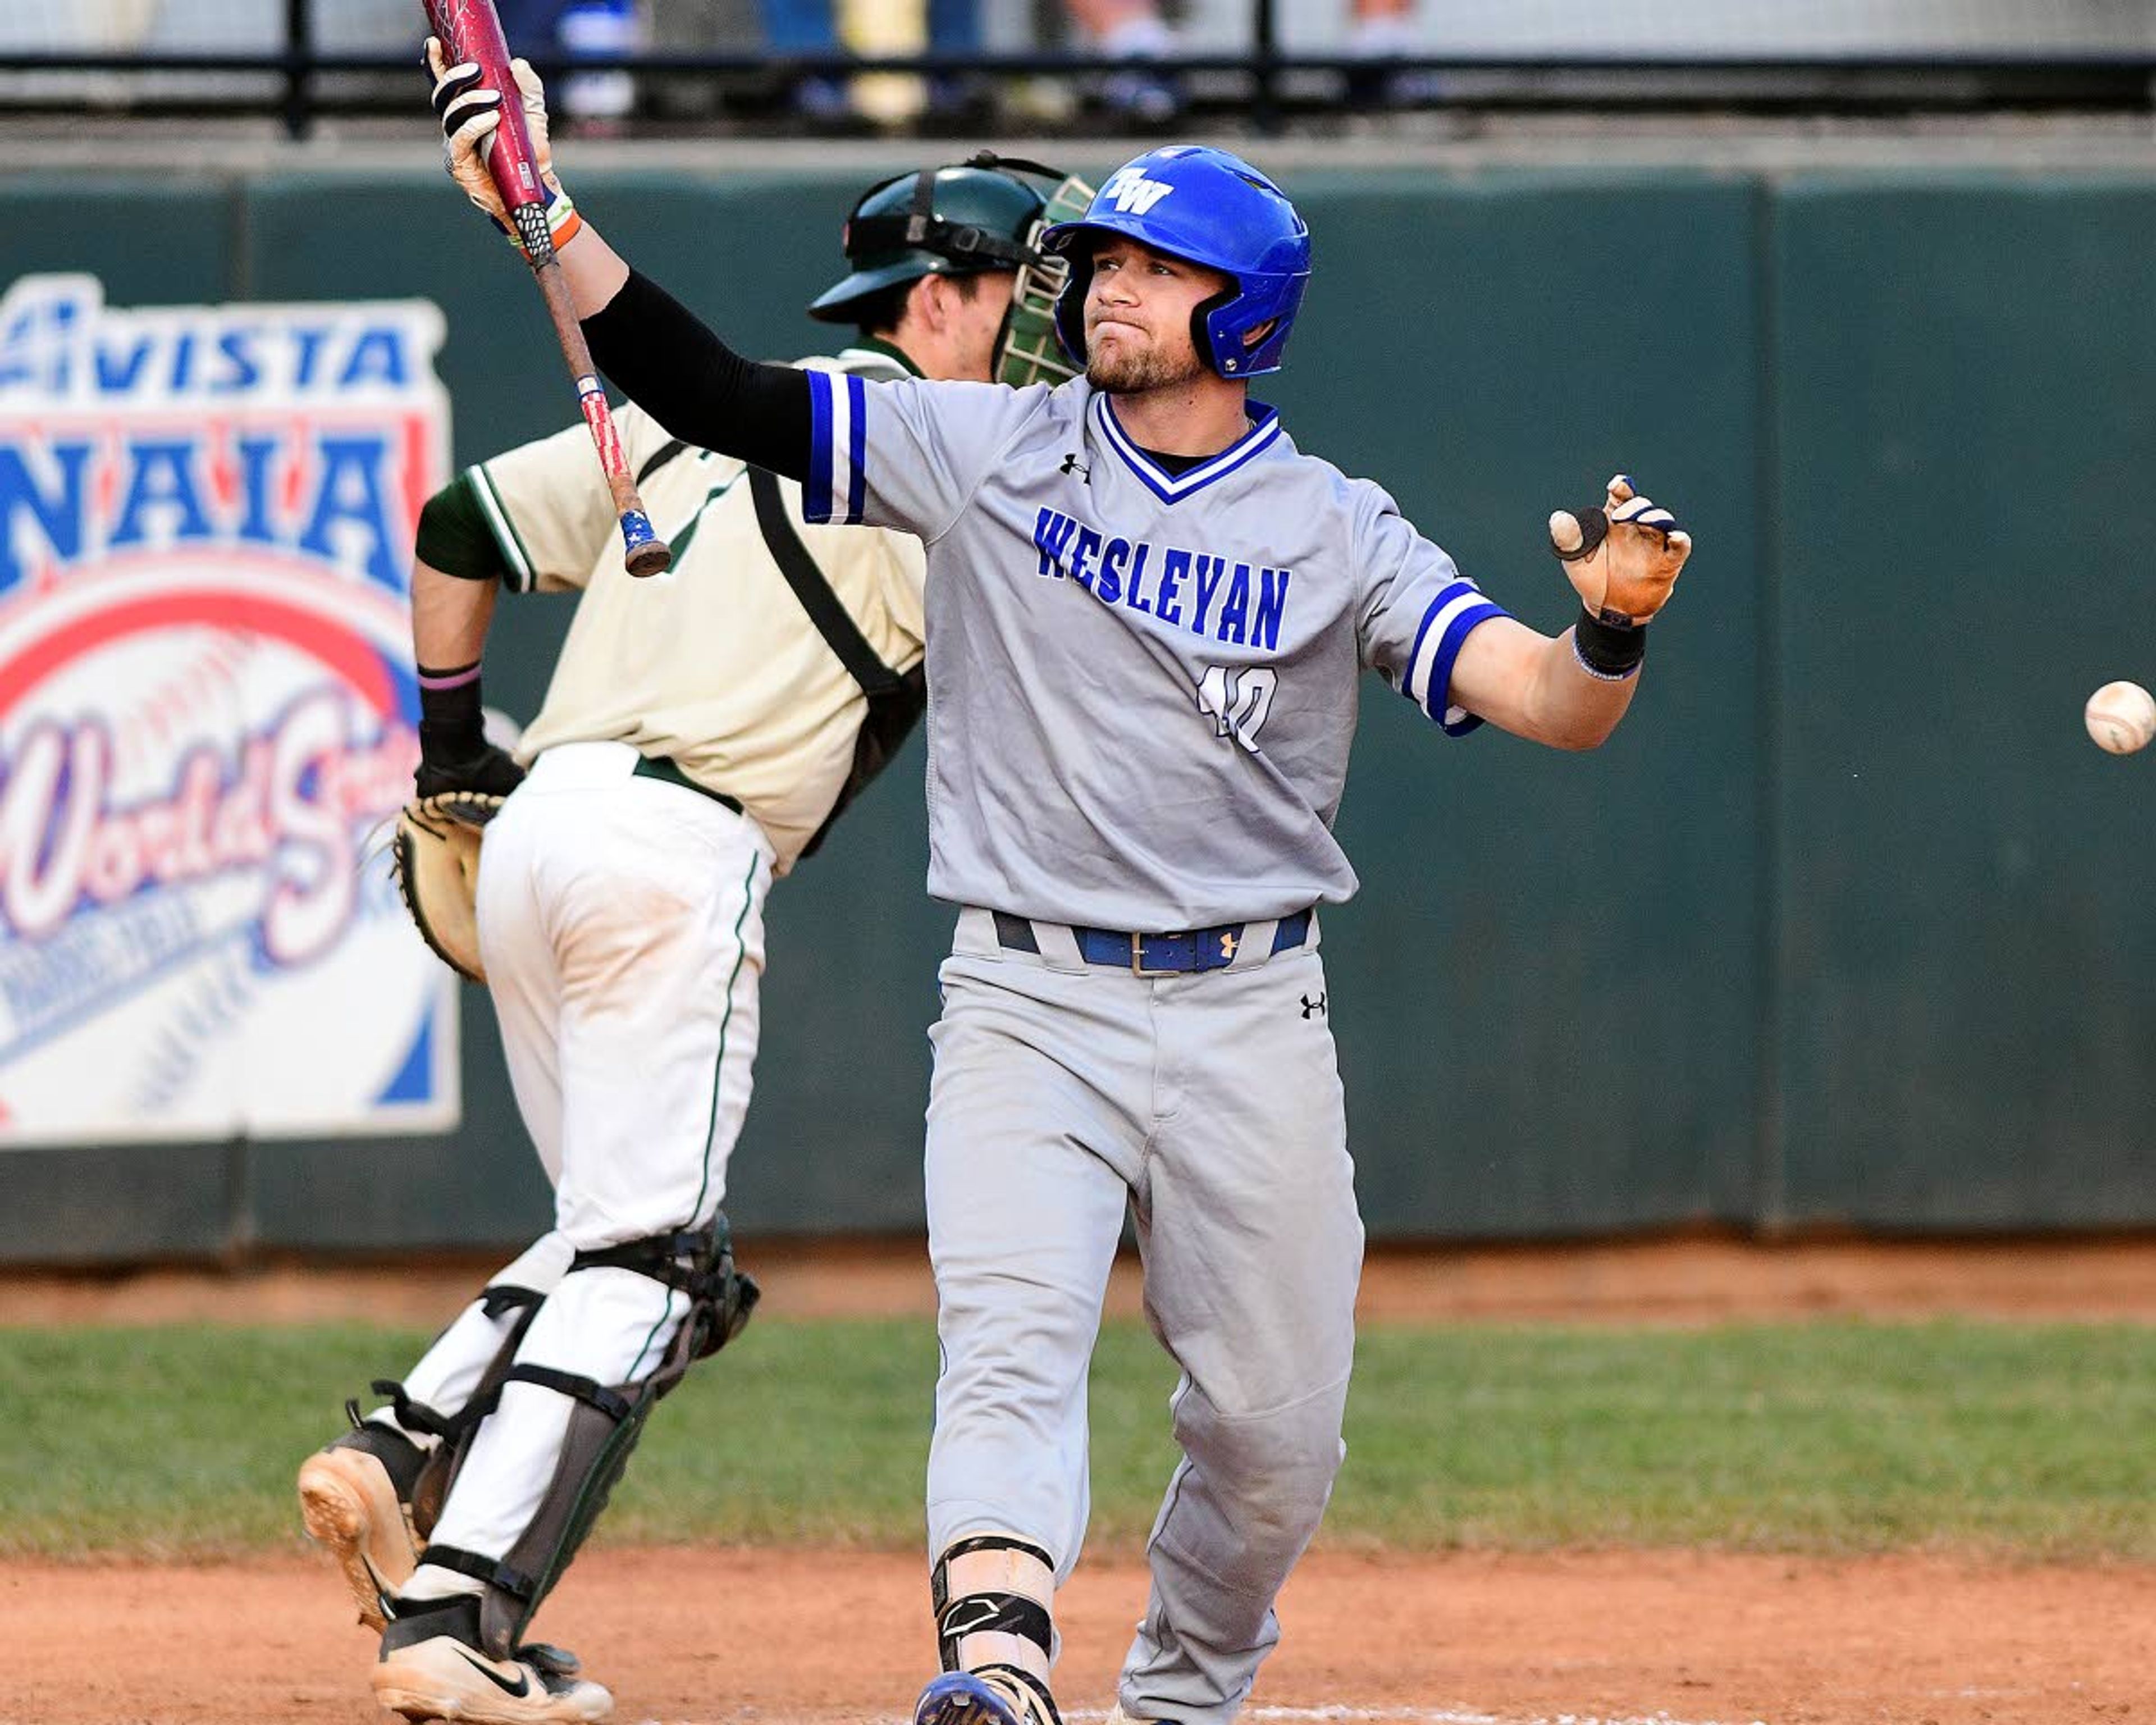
[6,1545,2154,1725]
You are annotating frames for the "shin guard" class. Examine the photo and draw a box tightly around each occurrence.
[421,1219,757,1655]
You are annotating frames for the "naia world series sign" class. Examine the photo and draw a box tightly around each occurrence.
[0,273,459,1146]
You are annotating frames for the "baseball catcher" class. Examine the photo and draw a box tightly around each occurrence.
[297,53,1082,1724]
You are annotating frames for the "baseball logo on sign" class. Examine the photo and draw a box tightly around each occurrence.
[0,275,459,1146]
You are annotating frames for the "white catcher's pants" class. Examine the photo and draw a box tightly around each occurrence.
[399,740,774,1581]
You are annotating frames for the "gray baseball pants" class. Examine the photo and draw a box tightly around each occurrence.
[925,908,1364,1725]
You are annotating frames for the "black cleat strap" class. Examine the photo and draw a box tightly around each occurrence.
[419,1543,540,1603]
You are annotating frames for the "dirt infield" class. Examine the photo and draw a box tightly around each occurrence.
[8,1545,2154,1725]
[15,1230,2156,1328]
[11,1236,2156,1725]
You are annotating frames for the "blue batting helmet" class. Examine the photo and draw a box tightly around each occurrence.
[1040,145,1312,380]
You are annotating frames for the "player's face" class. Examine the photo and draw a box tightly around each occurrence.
[1082,237,1230,395]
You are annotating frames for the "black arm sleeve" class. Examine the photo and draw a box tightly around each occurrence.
[579,268,814,482]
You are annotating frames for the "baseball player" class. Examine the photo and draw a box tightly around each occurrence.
[297,136,1067,1725]
[432,72,1691,1725]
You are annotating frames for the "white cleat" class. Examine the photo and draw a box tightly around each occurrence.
[372,1633,614,1724]
[297,1443,421,1632]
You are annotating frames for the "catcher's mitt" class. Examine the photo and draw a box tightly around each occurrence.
[390,792,506,983]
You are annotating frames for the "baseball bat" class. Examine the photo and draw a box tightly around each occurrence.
[422,0,671,578]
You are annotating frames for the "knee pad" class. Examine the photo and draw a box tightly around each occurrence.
[572,1217,760,1388]
[421,1217,758,1655]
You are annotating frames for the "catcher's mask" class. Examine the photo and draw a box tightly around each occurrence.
[997,165,1098,388]
[808,152,1093,388]
[1042,144,1312,380]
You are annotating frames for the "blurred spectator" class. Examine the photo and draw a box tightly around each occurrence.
[497,0,639,125]
[495,1,573,53]
[752,0,1192,130]
[1063,0,1181,122]
[1340,0,1445,106]
[759,0,989,125]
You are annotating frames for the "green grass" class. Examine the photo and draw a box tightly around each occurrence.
[4,1317,2153,1562]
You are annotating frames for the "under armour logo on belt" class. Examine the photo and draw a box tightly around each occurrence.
[1219,930,1237,960]
[1299,992,1327,1019]
[1059,453,1090,482]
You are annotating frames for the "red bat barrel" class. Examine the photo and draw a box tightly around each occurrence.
[422,0,546,213]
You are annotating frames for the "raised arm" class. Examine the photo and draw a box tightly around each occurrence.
[1447,475,1692,750]
[424,40,813,480]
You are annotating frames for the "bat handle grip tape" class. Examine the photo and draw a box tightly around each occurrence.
[511,202,554,258]
[619,506,662,560]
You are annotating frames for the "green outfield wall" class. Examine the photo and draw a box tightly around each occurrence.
[4,161,2153,1262]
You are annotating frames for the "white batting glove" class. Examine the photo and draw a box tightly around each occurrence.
[1549,474,1692,626]
[424,36,581,257]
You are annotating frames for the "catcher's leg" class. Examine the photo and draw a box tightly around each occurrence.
[299,1234,570,1631]
[374,751,770,1708]
[307,762,583,1631]
[376,1221,755,1692]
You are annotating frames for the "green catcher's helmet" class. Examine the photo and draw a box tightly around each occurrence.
[808,152,1059,325]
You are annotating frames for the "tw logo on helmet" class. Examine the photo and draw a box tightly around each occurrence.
[1099,168,1175,216]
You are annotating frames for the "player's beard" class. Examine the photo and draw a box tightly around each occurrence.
[1086,328,1207,396]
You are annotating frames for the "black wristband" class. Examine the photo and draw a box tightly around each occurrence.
[1572,605,1646,681]
[417,662,485,757]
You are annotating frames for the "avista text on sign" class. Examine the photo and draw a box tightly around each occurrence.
[0,275,448,596]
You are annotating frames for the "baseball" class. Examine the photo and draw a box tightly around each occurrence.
[2085,680,2156,755]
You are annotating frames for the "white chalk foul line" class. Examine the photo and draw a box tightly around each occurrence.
[1236,1710,1765,1725]
[635,1706,1764,1725]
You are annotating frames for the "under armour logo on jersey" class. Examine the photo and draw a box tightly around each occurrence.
[1300,992,1327,1019]
[1100,166,1176,215]
[1059,453,1090,482]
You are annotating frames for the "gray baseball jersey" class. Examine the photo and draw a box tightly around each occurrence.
[801,373,1510,930]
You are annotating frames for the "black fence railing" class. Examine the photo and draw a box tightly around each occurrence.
[1,23,2152,140]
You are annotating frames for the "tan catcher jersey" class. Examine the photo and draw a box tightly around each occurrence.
[465,350,925,873]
